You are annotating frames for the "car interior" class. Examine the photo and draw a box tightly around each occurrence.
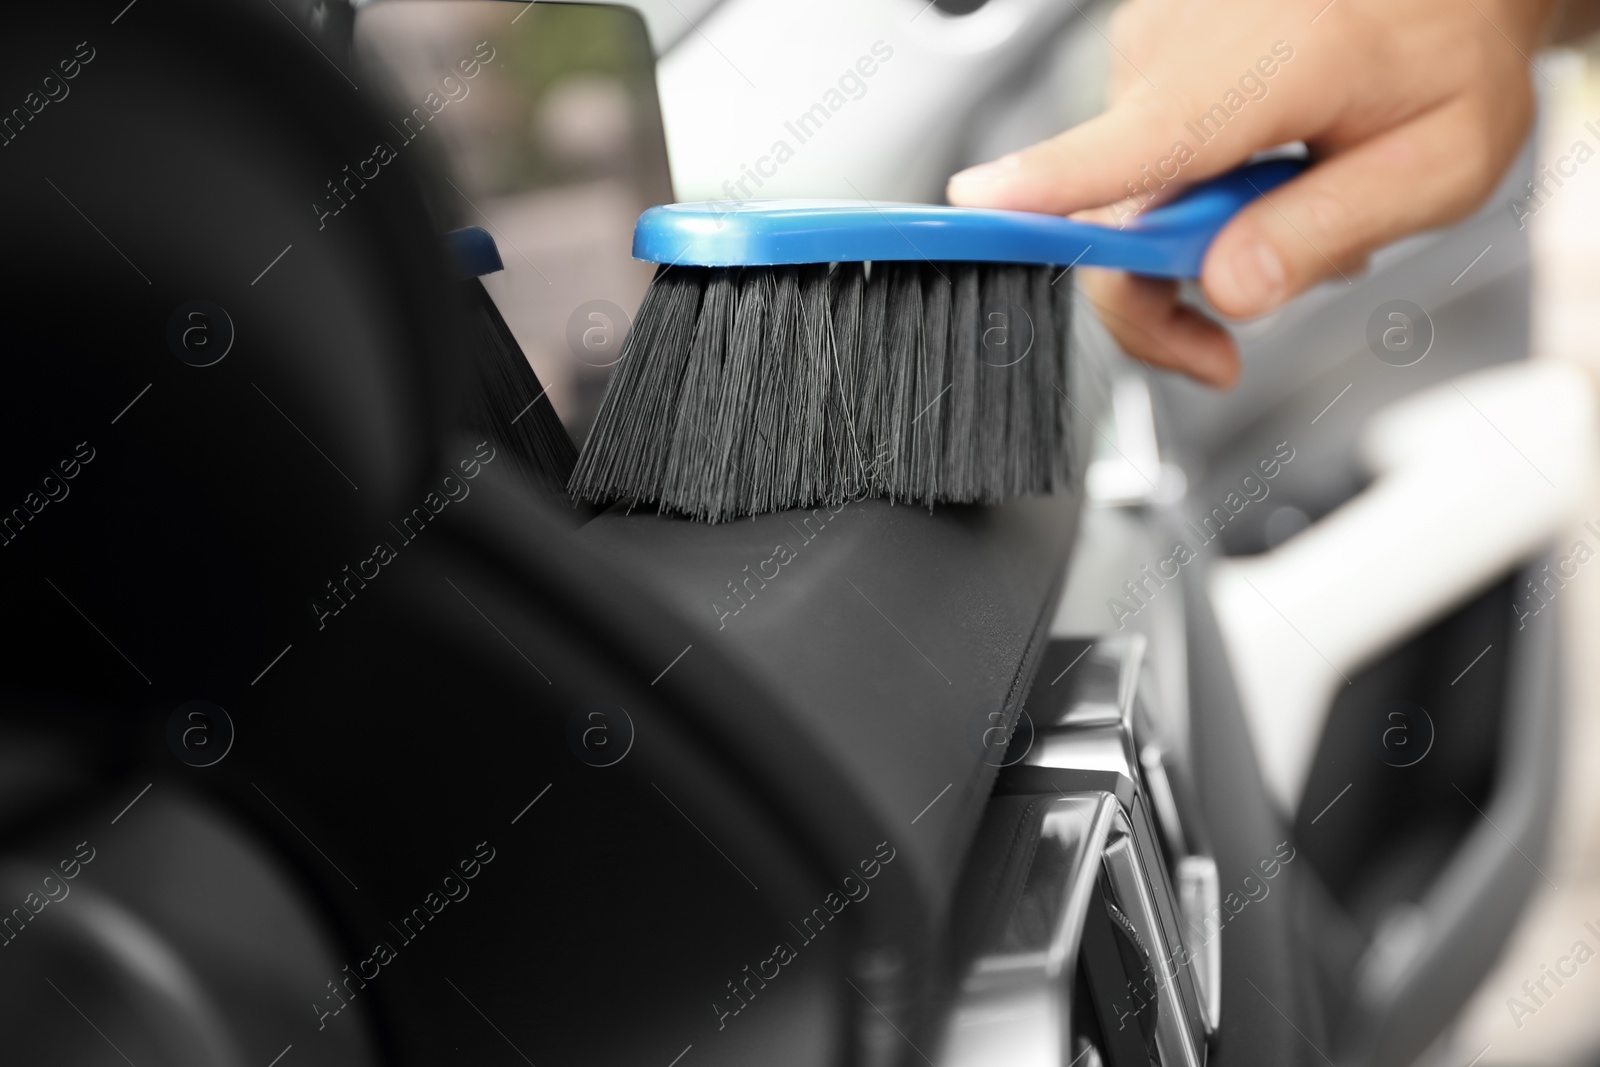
[0,2,1586,1066]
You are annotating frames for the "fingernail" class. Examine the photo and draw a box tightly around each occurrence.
[947,154,1021,202]
[1215,240,1286,315]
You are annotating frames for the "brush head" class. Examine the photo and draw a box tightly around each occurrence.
[460,277,581,510]
[568,159,1307,522]
[567,261,1074,523]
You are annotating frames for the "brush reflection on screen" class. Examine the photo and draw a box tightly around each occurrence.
[353,1,674,447]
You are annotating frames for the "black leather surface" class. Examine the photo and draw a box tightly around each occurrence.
[577,493,1079,919]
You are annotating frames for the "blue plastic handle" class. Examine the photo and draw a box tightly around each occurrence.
[444,225,504,279]
[633,159,1304,279]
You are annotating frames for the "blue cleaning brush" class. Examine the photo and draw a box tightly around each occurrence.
[568,159,1303,522]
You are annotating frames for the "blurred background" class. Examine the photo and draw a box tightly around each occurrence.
[1446,47,1600,1067]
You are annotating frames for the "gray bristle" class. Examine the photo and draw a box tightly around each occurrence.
[974,267,1014,503]
[1031,267,1063,485]
[825,264,865,498]
[795,265,833,504]
[1052,274,1075,480]
[917,268,951,503]
[659,269,734,514]
[712,269,769,512]
[882,264,922,501]
[855,263,889,482]
[461,278,578,501]
[567,261,1075,523]
[943,266,980,502]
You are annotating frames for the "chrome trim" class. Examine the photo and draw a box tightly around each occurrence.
[952,633,1222,1063]
[1141,742,1188,861]
[942,791,1210,1067]
[1177,855,1222,1031]
[942,793,1118,1067]
[1102,824,1202,1067]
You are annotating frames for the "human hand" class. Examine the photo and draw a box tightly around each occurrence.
[946,0,1559,386]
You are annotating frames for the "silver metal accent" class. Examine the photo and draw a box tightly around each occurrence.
[944,634,1222,1064]
[942,793,1117,1067]
[1177,855,1222,1032]
[1101,825,1202,1067]
[941,790,1209,1067]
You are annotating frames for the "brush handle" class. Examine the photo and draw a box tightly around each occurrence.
[633,158,1305,278]
[444,226,504,279]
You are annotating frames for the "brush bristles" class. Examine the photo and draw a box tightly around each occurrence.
[569,261,1074,523]
[463,278,577,499]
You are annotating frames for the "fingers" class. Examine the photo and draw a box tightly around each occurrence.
[1081,92,1522,385]
[1201,97,1524,317]
[1080,268,1240,388]
[947,93,1273,216]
